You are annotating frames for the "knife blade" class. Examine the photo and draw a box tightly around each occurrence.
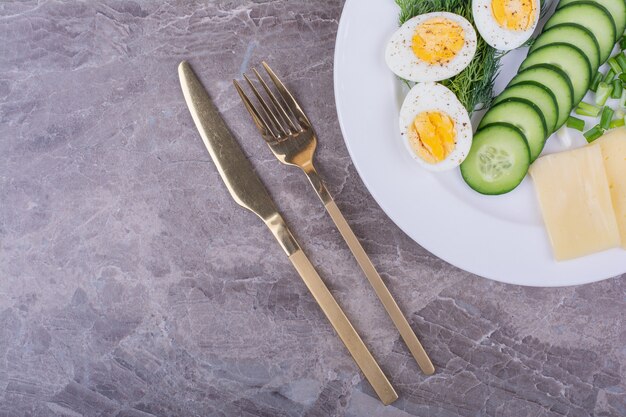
[178,61,279,221]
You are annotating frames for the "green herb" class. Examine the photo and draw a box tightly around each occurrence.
[566,116,585,131]
[611,79,622,99]
[590,71,603,92]
[576,101,601,117]
[584,124,604,143]
[595,82,612,107]
[600,106,614,130]
[603,69,616,83]
[616,53,626,72]
[608,57,622,75]
[395,0,501,113]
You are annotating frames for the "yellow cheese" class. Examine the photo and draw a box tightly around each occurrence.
[529,145,620,260]
[594,127,626,248]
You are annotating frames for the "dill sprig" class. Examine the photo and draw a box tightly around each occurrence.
[395,0,501,113]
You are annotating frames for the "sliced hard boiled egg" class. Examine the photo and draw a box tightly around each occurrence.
[385,12,477,82]
[473,0,539,50]
[399,83,473,171]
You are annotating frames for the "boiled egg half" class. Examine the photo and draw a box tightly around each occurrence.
[399,83,473,171]
[385,12,477,82]
[473,0,539,50]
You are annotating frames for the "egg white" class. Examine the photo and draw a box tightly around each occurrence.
[385,12,478,82]
[472,0,539,50]
[399,83,473,171]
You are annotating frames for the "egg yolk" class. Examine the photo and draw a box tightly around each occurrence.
[407,111,457,164]
[411,18,465,65]
[491,0,535,31]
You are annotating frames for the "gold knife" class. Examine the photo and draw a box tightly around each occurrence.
[178,61,398,405]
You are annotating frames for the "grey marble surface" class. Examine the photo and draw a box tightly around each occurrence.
[1,1,625,416]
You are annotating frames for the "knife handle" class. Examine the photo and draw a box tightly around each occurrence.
[265,215,398,405]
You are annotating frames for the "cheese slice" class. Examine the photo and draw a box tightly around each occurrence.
[594,127,626,248]
[529,145,620,260]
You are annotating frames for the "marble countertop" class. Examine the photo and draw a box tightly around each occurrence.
[1,1,625,416]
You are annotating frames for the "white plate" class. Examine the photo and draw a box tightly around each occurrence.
[333,0,626,286]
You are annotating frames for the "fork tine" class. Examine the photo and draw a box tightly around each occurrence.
[262,61,312,128]
[233,79,277,140]
[252,68,300,133]
[243,73,288,137]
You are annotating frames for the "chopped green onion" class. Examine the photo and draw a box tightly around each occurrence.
[619,72,626,83]
[584,125,604,143]
[621,89,626,108]
[590,71,603,91]
[612,79,623,99]
[621,36,626,50]
[600,106,614,130]
[608,57,622,74]
[566,116,585,131]
[603,69,616,83]
[617,53,626,72]
[595,82,613,106]
[576,101,602,117]
[609,117,625,129]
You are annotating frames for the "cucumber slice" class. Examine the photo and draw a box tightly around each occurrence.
[509,64,574,129]
[530,24,601,70]
[558,0,626,40]
[460,123,530,195]
[543,2,616,62]
[479,98,548,161]
[494,81,559,133]
[519,43,591,103]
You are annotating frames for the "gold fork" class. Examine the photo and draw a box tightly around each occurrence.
[234,62,434,375]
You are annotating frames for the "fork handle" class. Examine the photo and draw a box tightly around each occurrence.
[304,165,435,375]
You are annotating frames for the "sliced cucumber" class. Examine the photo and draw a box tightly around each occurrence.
[530,24,601,70]
[479,98,548,161]
[509,64,574,129]
[494,81,559,133]
[460,123,531,195]
[519,43,591,103]
[543,2,616,62]
[558,0,626,40]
